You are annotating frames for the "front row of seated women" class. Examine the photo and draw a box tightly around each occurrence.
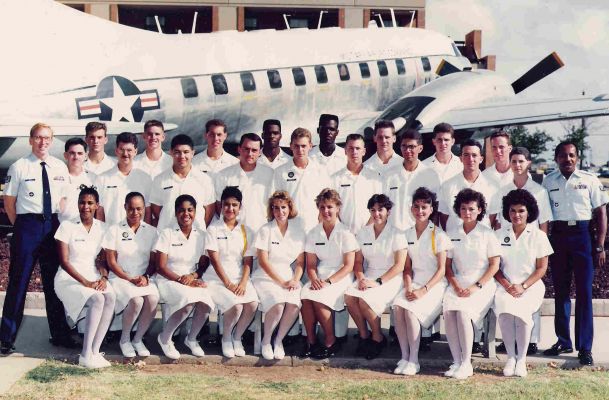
[55,185,551,381]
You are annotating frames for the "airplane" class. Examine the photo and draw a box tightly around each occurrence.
[1,0,608,172]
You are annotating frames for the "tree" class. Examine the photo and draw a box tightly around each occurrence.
[562,122,590,169]
[507,125,553,162]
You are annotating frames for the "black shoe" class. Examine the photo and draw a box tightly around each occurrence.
[335,335,348,344]
[282,335,300,346]
[471,342,483,354]
[527,343,538,355]
[299,342,318,359]
[419,338,431,353]
[578,350,594,366]
[311,341,342,359]
[365,336,386,360]
[0,341,15,355]
[389,326,397,338]
[49,336,79,349]
[431,331,441,341]
[354,337,370,358]
[496,342,507,353]
[543,342,573,356]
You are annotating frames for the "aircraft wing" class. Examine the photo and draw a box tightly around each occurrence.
[0,119,178,137]
[337,110,381,141]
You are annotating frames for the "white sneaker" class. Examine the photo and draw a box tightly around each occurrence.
[233,340,246,357]
[514,359,528,377]
[453,362,473,380]
[261,344,274,360]
[403,362,420,376]
[157,334,180,360]
[503,358,516,377]
[78,354,97,369]
[184,338,205,357]
[119,341,136,358]
[222,340,235,358]
[93,353,111,368]
[132,340,150,357]
[444,363,460,377]
[274,342,285,360]
[394,359,408,375]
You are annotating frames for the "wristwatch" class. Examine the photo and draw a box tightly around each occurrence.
[595,246,604,254]
[324,278,332,285]
[475,281,483,289]
[522,282,529,290]
[375,277,383,285]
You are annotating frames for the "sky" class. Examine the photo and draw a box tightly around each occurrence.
[426,0,609,165]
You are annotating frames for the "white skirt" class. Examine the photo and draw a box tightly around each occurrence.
[54,273,114,325]
[494,280,544,326]
[109,277,160,313]
[443,280,497,328]
[252,278,301,312]
[156,278,214,317]
[207,280,259,313]
[300,274,352,311]
[345,275,402,317]
[393,281,447,328]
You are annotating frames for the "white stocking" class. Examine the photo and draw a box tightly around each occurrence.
[393,307,409,361]
[222,305,243,342]
[515,316,532,361]
[263,304,284,345]
[498,314,517,359]
[455,311,473,364]
[121,297,143,344]
[443,310,462,364]
[82,293,104,359]
[133,294,159,343]
[275,304,300,345]
[187,302,211,341]
[233,302,258,341]
[404,310,421,364]
[160,304,193,343]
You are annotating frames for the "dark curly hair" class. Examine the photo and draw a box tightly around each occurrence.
[411,187,439,220]
[501,189,539,223]
[174,194,197,213]
[453,188,487,221]
[367,193,393,211]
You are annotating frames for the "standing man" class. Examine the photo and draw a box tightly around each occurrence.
[422,122,463,183]
[364,120,403,174]
[482,131,513,187]
[60,137,96,223]
[309,114,347,176]
[215,133,274,233]
[1,123,74,354]
[258,119,290,169]
[542,141,607,365]
[192,119,239,178]
[84,122,116,175]
[134,120,172,180]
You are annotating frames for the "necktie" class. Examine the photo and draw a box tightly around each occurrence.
[41,161,52,220]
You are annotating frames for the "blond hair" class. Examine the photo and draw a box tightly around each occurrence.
[267,190,298,221]
[30,123,53,138]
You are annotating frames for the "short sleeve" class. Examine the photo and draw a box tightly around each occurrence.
[305,229,317,253]
[589,176,609,209]
[438,184,451,215]
[204,227,219,252]
[201,174,216,206]
[243,226,255,257]
[391,228,408,252]
[154,228,171,254]
[54,220,72,243]
[536,189,553,224]
[149,175,163,205]
[341,230,359,253]
[534,230,553,259]
[486,230,502,258]
[254,224,271,252]
[101,225,118,251]
[434,229,453,254]
[3,162,19,197]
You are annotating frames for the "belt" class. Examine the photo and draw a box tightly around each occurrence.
[19,213,58,222]
[552,220,590,231]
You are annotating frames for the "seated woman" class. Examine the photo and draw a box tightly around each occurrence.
[155,194,213,360]
[54,186,115,369]
[300,188,358,359]
[344,194,407,360]
[251,191,305,360]
[494,189,552,377]
[393,187,452,375]
[443,188,501,380]
[103,191,160,358]
[204,186,259,359]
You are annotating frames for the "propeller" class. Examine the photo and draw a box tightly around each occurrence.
[511,52,564,94]
[435,59,461,76]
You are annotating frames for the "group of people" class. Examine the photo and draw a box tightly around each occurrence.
[0,116,606,380]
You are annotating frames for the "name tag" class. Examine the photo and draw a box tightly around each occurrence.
[315,242,325,245]
[271,241,280,245]
[451,239,461,242]
[549,188,559,192]
[501,243,511,247]
[74,238,85,242]
[407,241,415,245]
[171,243,183,247]
[363,242,372,246]
[24,178,36,182]
[286,178,297,182]
[106,185,117,189]
[390,186,398,190]
[217,236,228,240]
[340,184,351,188]
[163,185,173,190]
[121,238,133,241]
[53,176,65,181]
[573,184,588,190]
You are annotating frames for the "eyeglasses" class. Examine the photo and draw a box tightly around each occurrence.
[32,136,52,142]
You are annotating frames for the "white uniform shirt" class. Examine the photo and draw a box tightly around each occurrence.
[309,146,347,176]
[150,167,216,230]
[102,220,158,277]
[192,150,239,179]
[203,219,255,283]
[447,223,501,288]
[364,152,404,175]
[382,162,441,230]
[60,170,96,223]
[331,166,382,234]
[251,219,306,281]
[422,153,463,183]
[214,163,274,232]
[305,222,359,277]
[257,149,290,170]
[4,154,69,215]
[272,159,331,233]
[155,226,206,279]
[96,166,152,226]
[542,169,609,221]
[84,154,115,175]
[497,178,553,228]
[482,164,514,188]
[133,151,173,180]
[406,222,453,286]
[495,224,553,283]
[439,172,500,232]
[356,223,407,278]
[54,219,106,280]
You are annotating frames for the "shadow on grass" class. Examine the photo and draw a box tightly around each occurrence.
[25,362,97,383]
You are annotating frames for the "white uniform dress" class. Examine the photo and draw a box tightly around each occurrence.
[422,153,463,183]
[301,222,359,310]
[192,150,239,179]
[102,220,159,312]
[203,219,259,312]
[133,151,173,180]
[493,224,553,325]
[363,152,403,175]
[345,223,407,316]
[54,219,112,324]
[393,222,453,328]
[331,166,381,234]
[309,146,347,176]
[258,149,290,170]
[443,223,501,327]
[59,170,96,223]
[84,154,115,175]
[154,226,214,317]
[251,219,306,312]
[96,166,152,226]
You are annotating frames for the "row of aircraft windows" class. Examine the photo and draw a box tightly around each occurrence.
[180,57,432,98]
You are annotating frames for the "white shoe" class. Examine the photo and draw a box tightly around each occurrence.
[78,354,97,369]
[157,334,180,360]
[222,340,235,358]
[444,363,460,377]
[233,340,246,357]
[261,344,274,360]
[184,338,205,357]
[394,359,408,375]
[119,341,136,358]
[503,358,516,377]
[403,362,420,376]
[514,359,528,377]
[132,340,150,357]
[453,362,473,380]
[93,353,111,368]
[274,342,285,360]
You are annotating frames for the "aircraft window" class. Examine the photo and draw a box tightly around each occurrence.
[359,63,370,79]
[337,64,350,81]
[421,57,431,72]
[211,74,228,95]
[314,65,328,84]
[240,72,256,92]
[180,77,198,98]
[267,69,282,89]
[395,59,406,75]
[292,67,306,86]
[377,60,388,77]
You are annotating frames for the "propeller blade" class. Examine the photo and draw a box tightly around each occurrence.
[511,52,564,94]
[436,59,461,76]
